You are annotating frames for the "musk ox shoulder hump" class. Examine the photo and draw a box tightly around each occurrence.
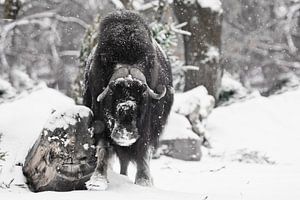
[98,10,154,63]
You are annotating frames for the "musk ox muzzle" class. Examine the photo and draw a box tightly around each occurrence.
[111,122,139,146]
[110,100,139,146]
[96,66,166,102]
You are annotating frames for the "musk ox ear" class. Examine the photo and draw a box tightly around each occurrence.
[96,82,115,102]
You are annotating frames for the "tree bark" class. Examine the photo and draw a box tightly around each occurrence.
[173,0,223,100]
[22,106,103,192]
[4,0,21,19]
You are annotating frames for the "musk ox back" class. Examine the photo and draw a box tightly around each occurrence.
[83,10,173,190]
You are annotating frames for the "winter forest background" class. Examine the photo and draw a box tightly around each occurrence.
[1,0,300,199]
[2,0,300,102]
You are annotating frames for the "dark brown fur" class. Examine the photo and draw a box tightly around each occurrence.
[83,10,173,187]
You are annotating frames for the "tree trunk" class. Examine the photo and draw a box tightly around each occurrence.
[173,0,223,100]
[4,0,21,20]
[3,0,21,78]
[22,106,103,192]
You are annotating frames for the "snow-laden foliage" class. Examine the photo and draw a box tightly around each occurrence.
[151,22,188,91]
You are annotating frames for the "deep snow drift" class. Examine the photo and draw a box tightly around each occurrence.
[0,86,300,199]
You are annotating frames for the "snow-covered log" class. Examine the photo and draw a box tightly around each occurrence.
[23,105,102,192]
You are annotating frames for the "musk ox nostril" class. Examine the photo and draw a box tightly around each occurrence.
[116,100,137,123]
[110,122,139,147]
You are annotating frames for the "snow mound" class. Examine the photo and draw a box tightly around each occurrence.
[0,169,200,200]
[208,88,300,164]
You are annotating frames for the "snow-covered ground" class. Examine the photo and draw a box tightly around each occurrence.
[1,87,300,199]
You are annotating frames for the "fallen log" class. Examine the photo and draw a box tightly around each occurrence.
[22,105,102,192]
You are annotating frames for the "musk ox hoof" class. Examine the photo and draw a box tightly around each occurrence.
[86,172,108,191]
[135,177,153,187]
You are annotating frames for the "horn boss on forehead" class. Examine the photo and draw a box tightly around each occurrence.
[97,66,167,102]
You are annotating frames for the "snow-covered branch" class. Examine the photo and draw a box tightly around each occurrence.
[171,22,191,36]
[59,50,80,57]
[182,65,199,71]
[111,0,125,9]
[133,0,159,11]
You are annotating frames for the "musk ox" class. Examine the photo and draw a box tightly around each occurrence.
[83,10,174,190]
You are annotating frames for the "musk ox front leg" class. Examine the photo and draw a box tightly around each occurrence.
[135,147,153,187]
[86,139,109,190]
[119,156,130,176]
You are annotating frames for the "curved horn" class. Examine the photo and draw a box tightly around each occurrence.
[146,85,166,100]
[97,67,130,102]
[96,85,111,102]
[130,68,166,100]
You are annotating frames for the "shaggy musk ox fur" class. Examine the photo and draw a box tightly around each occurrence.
[83,10,173,189]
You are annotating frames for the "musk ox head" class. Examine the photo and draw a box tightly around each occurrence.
[97,64,166,146]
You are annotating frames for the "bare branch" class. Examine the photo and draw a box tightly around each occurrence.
[59,50,80,57]
[171,22,191,36]
[24,11,88,29]
[0,11,88,72]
